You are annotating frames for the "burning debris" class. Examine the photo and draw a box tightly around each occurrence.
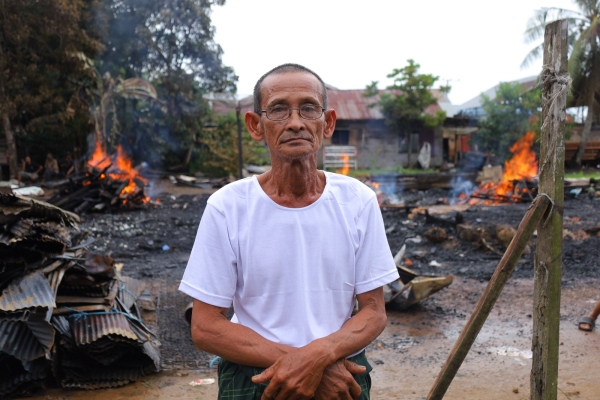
[0,193,159,398]
[461,132,539,204]
[48,140,154,213]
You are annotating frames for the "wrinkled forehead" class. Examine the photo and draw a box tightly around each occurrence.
[260,72,323,108]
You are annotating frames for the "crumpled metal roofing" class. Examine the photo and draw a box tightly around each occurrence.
[0,312,55,361]
[0,193,80,226]
[71,313,138,346]
[0,271,55,312]
[118,276,145,312]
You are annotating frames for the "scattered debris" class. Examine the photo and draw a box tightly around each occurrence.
[488,346,532,359]
[425,227,447,243]
[384,265,454,311]
[189,378,215,386]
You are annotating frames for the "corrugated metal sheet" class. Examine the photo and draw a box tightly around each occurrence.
[118,276,145,312]
[71,313,138,346]
[328,89,443,120]
[0,318,53,361]
[0,271,55,312]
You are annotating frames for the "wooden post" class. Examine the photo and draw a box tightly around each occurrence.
[427,195,550,400]
[531,20,567,400]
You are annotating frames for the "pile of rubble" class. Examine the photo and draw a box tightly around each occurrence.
[0,193,159,398]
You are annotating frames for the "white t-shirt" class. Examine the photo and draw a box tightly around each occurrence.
[179,171,398,348]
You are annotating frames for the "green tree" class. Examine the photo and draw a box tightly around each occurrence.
[0,0,103,178]
[198,113,266,177]
[364,59,447,167]
[472,82,541,159]
[98,0,237,168]
[523,1,600,165]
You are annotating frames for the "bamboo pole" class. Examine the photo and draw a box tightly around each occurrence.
[531,20,568,400]
[427,194,550,400]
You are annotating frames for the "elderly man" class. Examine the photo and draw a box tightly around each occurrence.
[179,64,398,400]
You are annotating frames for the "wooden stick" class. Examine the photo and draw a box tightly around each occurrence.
[427,194,550,400]
[531,20,567,400]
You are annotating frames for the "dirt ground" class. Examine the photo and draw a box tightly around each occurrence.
[25,180,600,399]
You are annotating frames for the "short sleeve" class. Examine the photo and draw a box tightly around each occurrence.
[179,204,237,308]
[354,196,399,294]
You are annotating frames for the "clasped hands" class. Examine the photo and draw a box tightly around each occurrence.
[252,346,366,400]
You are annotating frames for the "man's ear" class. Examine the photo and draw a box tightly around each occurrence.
[245,112,263,142]
[323,109,337,139]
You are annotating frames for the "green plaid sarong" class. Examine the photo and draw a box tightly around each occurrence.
[217,351,372,400]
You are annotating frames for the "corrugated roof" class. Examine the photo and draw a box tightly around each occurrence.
[0,271,55,312]
[71,313,138,346]
[0,313,55,361]
[328,89,445,120]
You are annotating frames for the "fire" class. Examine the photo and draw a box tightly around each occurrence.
[336,154,350,176]
[471,132,538,203]
[493,132,538,196]
[88,139,112,170]
[87,140,150,204]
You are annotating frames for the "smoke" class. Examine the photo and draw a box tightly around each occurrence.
[449,176,476,204]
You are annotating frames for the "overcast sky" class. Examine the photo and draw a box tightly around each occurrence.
[211,0,576,105]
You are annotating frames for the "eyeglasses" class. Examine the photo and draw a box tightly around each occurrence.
[261,104,325,121]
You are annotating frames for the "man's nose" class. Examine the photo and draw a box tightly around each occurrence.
[286,108,305,131]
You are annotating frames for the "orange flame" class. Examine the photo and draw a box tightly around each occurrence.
[88,139,112,170]
[336,154,350,176]
[87,141,150,204]
[471,132,538,203]
[492,132,538,197]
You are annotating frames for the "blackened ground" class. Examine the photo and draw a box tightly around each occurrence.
[383,189,600,282]
[76,184,600,373]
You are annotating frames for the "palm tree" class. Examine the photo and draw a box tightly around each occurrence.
[523,1,600,166]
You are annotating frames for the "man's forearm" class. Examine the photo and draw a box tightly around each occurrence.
[305,287,387,367]
[191,299,294,368]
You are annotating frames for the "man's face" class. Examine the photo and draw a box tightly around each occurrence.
[25,156,31,164]
[251,72,335,160]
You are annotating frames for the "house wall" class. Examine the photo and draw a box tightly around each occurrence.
[319,119,442,170]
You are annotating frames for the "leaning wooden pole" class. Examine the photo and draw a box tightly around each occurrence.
[427,195,550,400]
[531,20,568,400]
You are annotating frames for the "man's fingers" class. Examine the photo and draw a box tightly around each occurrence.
[343,360,367,375]
[347,376,362,400]
[252,367,275,384]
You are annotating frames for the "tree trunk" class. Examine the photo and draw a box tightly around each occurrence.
[1,111,18,179]
[531,20,567,400]
[574,54,597,165]
[0,36,18,179]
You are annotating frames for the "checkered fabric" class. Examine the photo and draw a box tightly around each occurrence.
[217,351,372,400]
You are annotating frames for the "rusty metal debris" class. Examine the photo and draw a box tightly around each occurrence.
[385,245,454,310]
[0,193,160,398]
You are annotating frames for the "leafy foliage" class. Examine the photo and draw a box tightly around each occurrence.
[0,0,103,177]
[197,113,267,177]
[364,60,447,133]
[523,1,600,165]
[471,82,541,160]
[97,0,238,168]
[1,0,238,178]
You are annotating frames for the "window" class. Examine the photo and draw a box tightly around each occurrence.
[331,129,350,145]
[398,133,420,153]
